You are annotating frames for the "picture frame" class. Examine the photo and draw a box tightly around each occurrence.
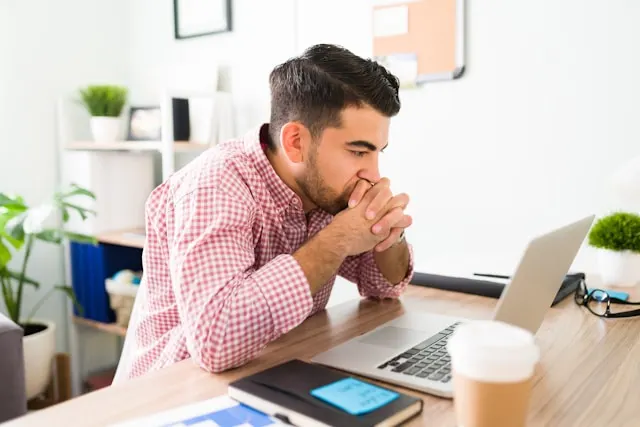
[127,106,162,141]
[173,0,233,40]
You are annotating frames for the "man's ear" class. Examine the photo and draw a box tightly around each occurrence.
[280,122,310,164]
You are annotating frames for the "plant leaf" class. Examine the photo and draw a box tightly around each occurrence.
[63,202,96,221]
[0,193,27,211]
[78,85,127,117]
[5,269,39,289]
[1,233,22,250]
[0,242,10,269]
[35,229,63,244]
[22,204,55,235]
[64,231,98,245]
[63,184,96,200]
[0,215,23,251]
[4,212,25,242]
[588,212,640,252]
[55,285,83,316]
[0,193,13,206]
[0,206,26,250]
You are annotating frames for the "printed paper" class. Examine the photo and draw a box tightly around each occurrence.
[373,5,409,38]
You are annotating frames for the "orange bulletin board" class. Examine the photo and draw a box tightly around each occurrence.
[372,0,465,85]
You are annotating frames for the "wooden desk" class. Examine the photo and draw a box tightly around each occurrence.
[6,285,640,427]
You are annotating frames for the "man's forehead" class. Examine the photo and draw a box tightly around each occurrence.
[328,108,389,147]
[339,105,387,124]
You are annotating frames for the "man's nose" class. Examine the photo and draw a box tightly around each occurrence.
[358,166,381,185]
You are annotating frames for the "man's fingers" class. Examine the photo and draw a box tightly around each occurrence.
[366,190,392,220]
[362,178,391,219]
[367,192,409,221]
[348,179,374,208]
[394,214,413,229]
[371,207,404,235]
[390,193,410,210]
[375,227,404,252]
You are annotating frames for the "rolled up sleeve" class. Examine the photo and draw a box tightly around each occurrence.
[338,243,415,299]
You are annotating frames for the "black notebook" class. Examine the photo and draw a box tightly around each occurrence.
[412,271,585,306]
[227,359,423,427]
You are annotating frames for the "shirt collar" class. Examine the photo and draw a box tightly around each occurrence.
[244,124,304,212]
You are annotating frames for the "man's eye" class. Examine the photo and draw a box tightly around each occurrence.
[350,151,367,157]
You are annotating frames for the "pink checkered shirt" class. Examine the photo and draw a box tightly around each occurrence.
[121,125,414,380]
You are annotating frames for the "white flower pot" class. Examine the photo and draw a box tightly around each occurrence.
[90,116,121,143]
[596,248,640,287]
[22,319,56,400]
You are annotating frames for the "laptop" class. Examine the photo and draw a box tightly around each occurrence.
[311,215,595,398]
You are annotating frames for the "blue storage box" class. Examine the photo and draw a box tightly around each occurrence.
[70,242,143,323]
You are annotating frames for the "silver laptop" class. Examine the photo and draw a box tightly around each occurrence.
[311,215,595,398]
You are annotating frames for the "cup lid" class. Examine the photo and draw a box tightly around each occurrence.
[447,320,540,381]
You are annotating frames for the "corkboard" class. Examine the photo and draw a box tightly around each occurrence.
[372,0,465,84]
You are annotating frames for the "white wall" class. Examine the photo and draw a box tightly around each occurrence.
[127,0,298,132]
[0,0,130,368]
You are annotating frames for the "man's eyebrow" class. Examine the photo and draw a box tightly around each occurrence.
[345,140,388,151]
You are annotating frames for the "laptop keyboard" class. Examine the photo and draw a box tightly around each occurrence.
[376,322,461,383]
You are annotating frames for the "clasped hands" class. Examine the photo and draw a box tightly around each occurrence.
[331,176,412,256]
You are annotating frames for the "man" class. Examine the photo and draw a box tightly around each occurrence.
[113,43,414,383]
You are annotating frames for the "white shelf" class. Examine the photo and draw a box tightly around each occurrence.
[97,228,146,249]
[73,316,127,337]
[66,141,210,153]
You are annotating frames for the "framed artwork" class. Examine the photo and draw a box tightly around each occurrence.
[127,106,162,141]
[173,0,233,40]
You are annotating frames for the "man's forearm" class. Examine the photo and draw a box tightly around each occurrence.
[293,229,347,295]
[374,239,411,285]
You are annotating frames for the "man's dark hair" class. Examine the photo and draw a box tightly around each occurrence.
[267,43,401,150]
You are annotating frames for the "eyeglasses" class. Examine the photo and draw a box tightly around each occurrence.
[574,279,640,318]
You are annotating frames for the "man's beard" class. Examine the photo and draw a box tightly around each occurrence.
[295,150,351,215]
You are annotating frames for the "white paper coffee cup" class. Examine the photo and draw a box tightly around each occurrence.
[447,320,540,427]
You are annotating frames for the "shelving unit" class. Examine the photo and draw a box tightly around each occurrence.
[55,88,235,395]
[72,316,127,337]
[66,141,209,154]
[57,88,232,181]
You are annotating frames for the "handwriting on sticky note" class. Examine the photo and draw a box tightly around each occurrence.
[310,378,399,416]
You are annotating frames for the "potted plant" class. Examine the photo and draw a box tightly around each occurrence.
[588,211,640,287]
[0,184,97,400]
[78,84,128,143]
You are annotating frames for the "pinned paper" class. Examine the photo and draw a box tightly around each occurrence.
[373,5,409,38]
[310,377,399,416]
[374,53,418,88]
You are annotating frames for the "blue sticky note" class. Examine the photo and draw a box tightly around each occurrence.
[310,377,399,416]
[588,288,629,301]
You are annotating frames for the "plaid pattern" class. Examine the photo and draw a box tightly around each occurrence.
[122,125,414,379]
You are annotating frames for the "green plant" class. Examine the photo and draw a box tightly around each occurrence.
[79,84,128,117]
[0,184,98,328]
[588,212,640,253]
